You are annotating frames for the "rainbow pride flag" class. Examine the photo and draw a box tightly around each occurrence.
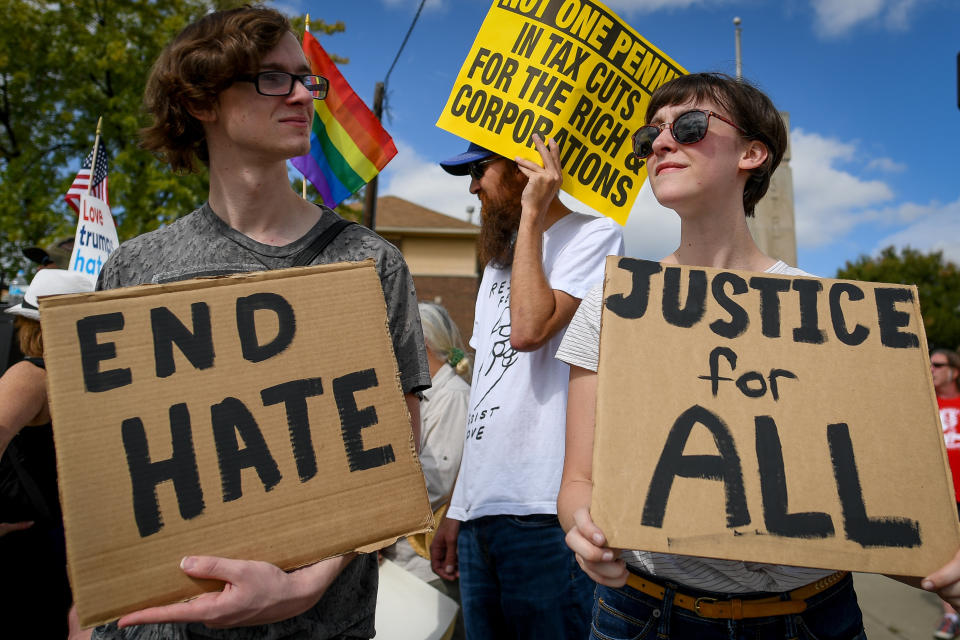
[291,31,397,208]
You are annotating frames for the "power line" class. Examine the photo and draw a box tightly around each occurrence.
[383,0,427,94]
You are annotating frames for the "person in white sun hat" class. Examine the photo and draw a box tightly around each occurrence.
[1,268,94,638]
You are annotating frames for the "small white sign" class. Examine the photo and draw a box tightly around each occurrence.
[68,193,119,283]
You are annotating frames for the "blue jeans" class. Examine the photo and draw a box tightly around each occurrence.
[590,570,867,640]
[458,514,594,640]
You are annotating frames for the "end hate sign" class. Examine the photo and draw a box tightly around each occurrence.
[40,261,432,626]
[436,0,686,224]
[592,257,960,576]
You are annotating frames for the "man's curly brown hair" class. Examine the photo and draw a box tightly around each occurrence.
[140,5,293,173]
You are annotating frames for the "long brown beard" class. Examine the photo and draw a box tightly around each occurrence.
[477,169,525,269]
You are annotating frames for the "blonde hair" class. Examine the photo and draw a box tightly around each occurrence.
[418,302,471,380]
[15,317,42,358]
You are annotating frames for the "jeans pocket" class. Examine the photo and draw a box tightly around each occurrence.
[590,594,659,640]
[795,615,867,640]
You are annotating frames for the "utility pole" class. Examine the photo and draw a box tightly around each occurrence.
[734,17,742,79]
[737,15,799,266]
[362,82,385,229]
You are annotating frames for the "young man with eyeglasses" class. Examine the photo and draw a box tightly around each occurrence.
[556,71,960,640]
[82,7,430,640]
[431,135,623,638]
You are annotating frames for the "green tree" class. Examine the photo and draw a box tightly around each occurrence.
[836,246,960,351]
[0,1,345,283]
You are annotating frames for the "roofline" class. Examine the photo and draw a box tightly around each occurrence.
[375,226,480,237]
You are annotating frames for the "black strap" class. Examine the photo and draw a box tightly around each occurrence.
[293,218,355,267]
[5,441,54,521]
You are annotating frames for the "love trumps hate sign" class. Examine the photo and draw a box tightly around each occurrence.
[40,262,432,626]
[592,257,960,576]
[436,0,685,224]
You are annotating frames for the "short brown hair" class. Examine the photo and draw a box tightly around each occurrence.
[141,5,293,173]
[645,72,787,217]
[15,317,42,358]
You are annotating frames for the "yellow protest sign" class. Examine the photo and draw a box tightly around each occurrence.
[593,256,960,576]
[437,0,686,224]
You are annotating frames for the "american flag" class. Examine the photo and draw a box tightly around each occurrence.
[64,146,110,213]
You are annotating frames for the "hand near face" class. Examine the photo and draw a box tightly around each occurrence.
[516,134,562,229]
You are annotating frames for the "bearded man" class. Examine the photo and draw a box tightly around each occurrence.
[430,136,624,639]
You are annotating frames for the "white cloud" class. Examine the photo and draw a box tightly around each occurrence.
[811,0,922,36]
[866,157,907,173]
[380,139,481,223]
[616,182,680,259]
[870,196,960,263]
[790,127,894,247]
[603,0,728,12]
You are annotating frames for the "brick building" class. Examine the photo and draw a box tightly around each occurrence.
[374,195,480,344]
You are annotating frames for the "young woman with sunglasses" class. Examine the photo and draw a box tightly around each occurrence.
[555,72,960,640]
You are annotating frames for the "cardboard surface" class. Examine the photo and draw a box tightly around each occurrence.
[41,261,433,626]
[436,0,686,224]
[594,256,960,576]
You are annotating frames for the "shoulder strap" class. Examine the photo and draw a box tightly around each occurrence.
[5,441,54,521]
[293,218,356,267]
[23,357,44,369]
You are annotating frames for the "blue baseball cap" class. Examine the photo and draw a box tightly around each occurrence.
[440,142,495,176]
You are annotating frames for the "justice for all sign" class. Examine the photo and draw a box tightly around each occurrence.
[41,262,433,626]
[436,0,685,224]
[593,257,960,576]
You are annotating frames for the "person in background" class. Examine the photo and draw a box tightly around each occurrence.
[932,348,960,639]
[556,71,960,640]
[382,301,470,640]
[432,134,624,639]
[1,269,95,638]
[23,236,75,270]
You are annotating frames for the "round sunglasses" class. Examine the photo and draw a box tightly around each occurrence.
[632,109,745,160]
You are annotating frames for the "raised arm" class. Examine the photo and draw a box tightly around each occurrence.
[510,135,580,351]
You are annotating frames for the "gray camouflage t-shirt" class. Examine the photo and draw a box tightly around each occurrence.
[92,202,431,640]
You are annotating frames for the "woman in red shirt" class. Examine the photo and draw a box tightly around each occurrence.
[933,348,960,639]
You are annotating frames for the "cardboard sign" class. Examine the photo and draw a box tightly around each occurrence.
[40,261,433,626]
[593,256,960,576]
[436,0,686,224]
[69,193,119,283]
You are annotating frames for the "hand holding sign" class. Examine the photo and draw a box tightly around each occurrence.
[118,554,356,629]
[923,550,960,610]
[564,507,627,587]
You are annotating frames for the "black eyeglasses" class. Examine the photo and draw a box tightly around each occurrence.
[468,157,498,180]
[632,109,746,160]
[932,362,952,369]
[237,71,328,100]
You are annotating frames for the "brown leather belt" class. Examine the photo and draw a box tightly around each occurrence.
[623,571,848,620]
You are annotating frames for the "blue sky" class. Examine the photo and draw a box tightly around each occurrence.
[284,0,959,277]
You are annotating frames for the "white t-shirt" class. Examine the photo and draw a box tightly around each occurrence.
[447,212,624,522]
[555,260,837,593]
[420,363,470,511]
